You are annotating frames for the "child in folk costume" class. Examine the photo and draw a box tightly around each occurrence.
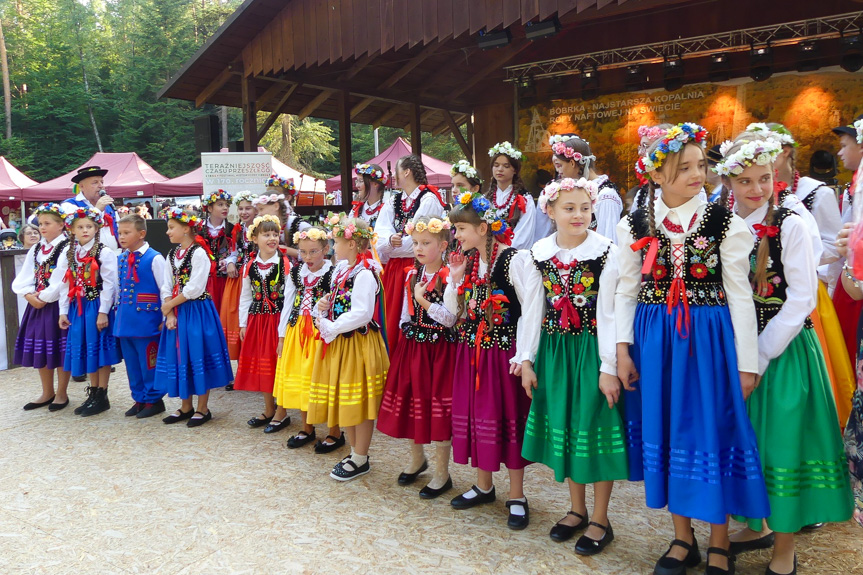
[377,216,458,499]
[616,124,770,575]
[375,154,448,351]
[115,214,167,419]
[310,214,389,481]
[450,160,482,196]
[520,178,628,556]
[157,207,234,428]
[13,203,71,411]
[253,181,311,261]
[221,190,258,362]
[352,163,386,228]
[486,142,536,250]
[235,215,291,429]
[444,191,533,530]
[274,227,338,445]
[199,189,234,312]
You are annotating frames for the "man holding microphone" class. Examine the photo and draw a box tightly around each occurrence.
[61,166,119,251]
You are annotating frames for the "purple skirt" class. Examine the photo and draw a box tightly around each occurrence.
[14,301,67,369]
[451,342,532,472]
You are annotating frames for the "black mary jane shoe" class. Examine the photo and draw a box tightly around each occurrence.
[765,554,797,575]
[330,457,371,481]
[575,521,615,556]
[264,417,291,434]
[187,410,212,428]
[224,383,234,391]
[247,413,273,428]
[549,511,589,542]
[506,499,530,530]
[163,409,194,424]
[23,396,55,411]
[314,432,346,454]
[705,546,736,575]
[397,460,429,486]
[419,476,453,499]
[729,531,775,555]
[653,530,701,575]
[48,399,69,412]
[450,485,496,509]
[799,523,824,532]
[287,430,317,448]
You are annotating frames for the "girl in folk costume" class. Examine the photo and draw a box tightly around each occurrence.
[274,227,340,446]
[259,175,308,261]
[550,134,623,243]
[352,163,386,228]
[520,178,627,555]
[13,203,71,411]
[717,136,852,575]
[198,189,234,312]
[310,215,389,480]
[50,208,120,417]
[616,123,770,575]
[377,216,458,499]
[375,154,447,351]
[486,142,536,250]
[221,190,258,362]
[235,215,291,429]
[450,160,482,196]
[444,191,533,530]
[157,208,234,428]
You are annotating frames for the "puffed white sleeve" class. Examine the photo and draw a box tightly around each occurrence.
[510,196,537,251]
[11,245,37,295]
[317,268,377,343]
[181,248,210,300]
[238,270,252,328]
[594,189,624,244]
[443,279,462,318]
[510,250,538,364]
[161,256,174,303]
[614,217,640,344]
[37,247,70,304]
[278,274,297,337]
[151,253,167,296]
[720,214,759,374]
[373,197,397,263]
[812,186,842,265]
[597,246,620,375]
[427,277,457,328]
[399,282,411,327]
[513,250,545,365]
[756,215,817,375]
[100,227,118,252]
[98,247,118,314]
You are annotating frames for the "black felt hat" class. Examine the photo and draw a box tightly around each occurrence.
[71,166,109,183]
[832,114,863,139]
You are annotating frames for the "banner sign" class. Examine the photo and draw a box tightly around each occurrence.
[201,152,272,195]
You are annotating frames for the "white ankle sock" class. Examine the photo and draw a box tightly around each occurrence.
[462,485,492,500]
[508,497,527,516]
[350,453,368,466]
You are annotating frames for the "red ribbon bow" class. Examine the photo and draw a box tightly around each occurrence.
[666,277,691,339]
[126,252,139,282]
[65,271,85,316]
[103,213,116,237]
[509,194,527,220]
[65,256,98,316]
[753,223,780,239]
[553,296,582,330]
[630,236,659,275]
[471,293,510,391]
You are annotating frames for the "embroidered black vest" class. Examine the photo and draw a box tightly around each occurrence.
[248,257,288,315]
[170,244,211,301]
[533,247,610,336]
[629,203,732,307]
[393,189,432,233]
[235,223,255,268]
[287,265,334,326]
[402,270,457,344]
[34,238,69,292]
[66,241,103,301]
[329,266,382,337]
[199,221,233,278]
[456,248,522,350]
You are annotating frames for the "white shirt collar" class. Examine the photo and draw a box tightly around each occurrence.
[737,203,770,234]
[255,252,280,265]
[77,239,96,251]
[75,192,95,208]
[406,186,421,200]
[42,234,66,248]
[134,242,150,255]
[207,220,225,232]
[496,184,514,197]
[654,195,704,233]
[301,259,333,279]
[531,230,610,262]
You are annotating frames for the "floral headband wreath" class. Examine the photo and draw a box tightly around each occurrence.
[355,163,388,186]
[550,141,596,166]
[202,189,232,206]
[456,190,512,242]
[637,125,668,140]
[450,159,479,180]
[251,193,285,207]
[488,141,523,160]
[713,138,782,177]
[746,122,797,148]
[639,122,709,175]
[266,174,298,196]
[405,217,451,236]
[854,119,863,145]
[246,214,282,240]
[293,226,328,245]
[64,207,104,228]
[233,190,257,205]
[34,203,65,221]
[538,177,599,214]
[323,212,376,241]
[160,206,204,231]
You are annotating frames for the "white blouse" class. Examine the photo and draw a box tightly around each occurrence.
[496,185,537,251]
[160,245,211,302]
[238,253,292,329]
[52,239,118,316]
[780,193,823,266]
[398,268,458,328]
[374,186,446,263]
[518,231,619,375]
[629,186,708,214]
[355,200,383,225]
[593,175,624,244]
[12,234,68,295]
[277,260,333,337]
[615,195,759,374]
[313,260,380,344]
[796,176,841,266]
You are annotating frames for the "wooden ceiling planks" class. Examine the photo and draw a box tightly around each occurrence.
[503,1,521,28]
[451,2,470,39]
[381,0,394,57]
[353,0,369,58]
[315,0,330,66]
[486,0,504,32]
[423,0,438,46]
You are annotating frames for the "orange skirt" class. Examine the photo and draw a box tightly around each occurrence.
[220,276,242,360]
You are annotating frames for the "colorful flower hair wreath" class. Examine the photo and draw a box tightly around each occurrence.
[488,141,523,160]
[456,190,511,240]
[251,193,285,207]
[538,178,599,214]
[245,214,281,240]
[640,122,709,175]
[637,125,668,141]
[746,122,797,148]
[550,141,596,165]
[233,190,257,205]
[160,206,204,230]
[293,227,328,245]
[323,212,376,241]
[714,138,782,177]
[450,159,479,180]
[355,163,388,186]
[33,202,65,221]
[64,207,104,228]
[266,174,297,196]
[201,189,232,206]
[854,119,863,145]
[404,217,451,236]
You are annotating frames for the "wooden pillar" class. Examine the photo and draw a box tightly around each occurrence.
[466,115,475,166]
[337,89,353,214]
[473,101,514,182]
[242,75,257,152]
[410,103,422,156]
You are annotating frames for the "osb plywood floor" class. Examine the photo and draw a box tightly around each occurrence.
[1,363,861,575]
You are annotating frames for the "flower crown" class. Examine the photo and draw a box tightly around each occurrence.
[405,217,451,236]
[64,207,103,228]
[450,160,478,180]
[323,212,375,241]
[538,178,599,214]
[488,141,523,160]
[637,125,668,140]
[33,203,65,221]
[355,163,388,186]
[550,141,596,165]
[714,138,782,176]
[456,190,511,239]
[854,119,863,145]
[252,193,285,207]
[746,122,797,147]
[233,190,257,205]
[246,215,282,240]
[266,174,297,196]
[293,227,328,244]
[202,189,232,206]
[160,206,203,230]
[117,206,131,215]
[640,122,709,174]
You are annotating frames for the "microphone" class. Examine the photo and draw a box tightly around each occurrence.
[98,189,113,204]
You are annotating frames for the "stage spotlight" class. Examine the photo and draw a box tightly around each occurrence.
[625,64,646,92]
[516,76,534,90]
[841,33,863,72]
[709,53,731,82]
[663,55,684,91]
[478,28,511,50]
[750,44,773,82]
[581,65,599,100]
[796,41,821,73]
[525,17,561,41]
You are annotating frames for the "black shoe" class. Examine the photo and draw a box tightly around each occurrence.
[575,522,615,556]
[247,413,273,428]
[314,432,346,454]
[451,485,496,509]
[419,477,453,499]
[110,366,116,373]
[48,399,69,412]
[550,511,589,542]
[23,396,55,410]
[654,530,701,575]
[264,417,291,433]
[72,374,87,383]
[74,387,96,415]
[330,457,370,481]
[799,523,824,532]
[125,402,144,417]
[765,555,797,575]
[729,531,775,555]
[136,399,166,419]
[506,499,529,530]
[705,546,736,575]
[397,460,429,485]
[287,430,317,448]
[224,383,234,391]
[163,408,194,424]
[187,410,212,428]
[80,388,110,417]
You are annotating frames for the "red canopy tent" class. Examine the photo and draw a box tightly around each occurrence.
[0,157,37,200]
[325,137,454,193]
[24,152,168,201]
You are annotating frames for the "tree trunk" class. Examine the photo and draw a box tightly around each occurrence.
[0,19,11,138]
[70,3,102,152]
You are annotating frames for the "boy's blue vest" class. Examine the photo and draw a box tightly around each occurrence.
[114,247,162,338]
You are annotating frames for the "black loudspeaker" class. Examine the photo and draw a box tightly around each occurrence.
[194,115,220,155]
[145,219,172,257]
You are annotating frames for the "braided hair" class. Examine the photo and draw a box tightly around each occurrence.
[397,155,428,186]
[448,202,499,325]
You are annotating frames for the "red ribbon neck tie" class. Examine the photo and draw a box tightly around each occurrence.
[356,251,373,269]
[630,236,660,275]
[65,269,85,316]
[126,252,139,282]
[666,277,691,339]
[754,223,780,239]
[103,213,115,237]
[193,236,217,276]
[553,295,581,330]
[509,194,527,220]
